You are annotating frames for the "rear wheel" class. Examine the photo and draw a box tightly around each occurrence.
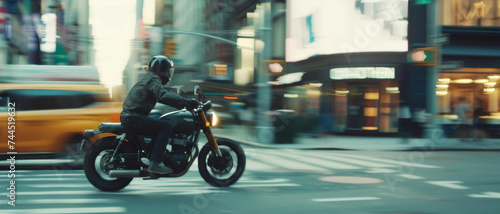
[198,139,246,187]
[83,138,133,191]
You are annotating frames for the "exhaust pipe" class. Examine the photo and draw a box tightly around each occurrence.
[108,170,141,178]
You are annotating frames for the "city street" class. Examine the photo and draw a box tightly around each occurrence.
[2,147,500,214]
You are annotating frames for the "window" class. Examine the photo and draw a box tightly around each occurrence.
[440,0,500,27]
[0,96,10,112]
[1,90,102,111]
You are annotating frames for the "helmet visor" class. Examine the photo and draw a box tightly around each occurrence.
[168,67,174,82]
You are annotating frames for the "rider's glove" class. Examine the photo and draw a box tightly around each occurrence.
[186,99,200,111]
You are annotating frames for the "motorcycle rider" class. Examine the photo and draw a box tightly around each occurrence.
[120,55,200,174]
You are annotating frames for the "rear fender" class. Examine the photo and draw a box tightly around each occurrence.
[83,130,119,144]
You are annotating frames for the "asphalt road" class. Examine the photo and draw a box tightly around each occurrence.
[1,148,500,214]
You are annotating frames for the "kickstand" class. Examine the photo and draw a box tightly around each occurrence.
[143,173,160,180]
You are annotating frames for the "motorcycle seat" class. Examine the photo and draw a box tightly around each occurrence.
[99,123,125,134]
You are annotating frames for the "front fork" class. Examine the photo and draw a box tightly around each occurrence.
[199,111,223,157]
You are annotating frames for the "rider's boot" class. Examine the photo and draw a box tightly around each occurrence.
[148,161,173,174]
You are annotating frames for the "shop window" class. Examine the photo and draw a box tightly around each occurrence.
[437,69,500,131]
[440,0,500,27]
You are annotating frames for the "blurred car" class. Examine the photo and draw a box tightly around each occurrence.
[0,83,122,160]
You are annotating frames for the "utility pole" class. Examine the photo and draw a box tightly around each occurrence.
[425,0,441,139]
[254,2,274,144]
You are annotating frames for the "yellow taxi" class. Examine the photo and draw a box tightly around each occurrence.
[0,83,122,157]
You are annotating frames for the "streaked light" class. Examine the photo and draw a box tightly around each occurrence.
[385,87,400,94]
[485,82,496,87]
[453,79,473,84]
[284,94,299,98]
[309,83,323,87]
[488,75,500,81]
[224,96,238,100]
[484,88,495,93]
[436,91,448,96]
[474,79,489,84]
[362,126,378,131]
[438,78,450,83]
[436,84,449,88]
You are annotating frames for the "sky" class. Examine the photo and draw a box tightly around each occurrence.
[88,0,137,88]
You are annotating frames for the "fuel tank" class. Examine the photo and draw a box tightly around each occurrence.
[159,110,196,134]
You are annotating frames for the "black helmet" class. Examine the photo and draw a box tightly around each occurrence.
[148,55,174,84]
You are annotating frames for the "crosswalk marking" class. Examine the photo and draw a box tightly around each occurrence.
[334,153,440,169]
[312,197,380,202]
[265,149,357,170]
[310,153,395,168]
[252,152,330,172]
[15,199,119,204]
[397,174,425,179]
[298,152,362,169]
[1,207,126,214]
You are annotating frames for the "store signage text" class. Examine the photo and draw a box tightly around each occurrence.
[330,67,395,80]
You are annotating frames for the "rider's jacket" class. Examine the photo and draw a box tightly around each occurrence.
[121,72,189,118]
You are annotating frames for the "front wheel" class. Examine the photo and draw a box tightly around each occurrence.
[83,138,133,191]
[198,139,246,187]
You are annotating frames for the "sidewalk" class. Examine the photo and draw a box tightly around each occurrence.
[211,125,500,151]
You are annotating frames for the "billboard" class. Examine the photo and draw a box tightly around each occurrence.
[286,0,409,62]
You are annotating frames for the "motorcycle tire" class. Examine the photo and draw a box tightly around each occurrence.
[198,138,246,187]
[83,137,133,191]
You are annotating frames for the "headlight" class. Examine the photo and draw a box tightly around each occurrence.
[211,112,219,127]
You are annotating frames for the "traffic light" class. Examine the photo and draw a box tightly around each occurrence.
[265,60,286,76]
[163,39,176,57]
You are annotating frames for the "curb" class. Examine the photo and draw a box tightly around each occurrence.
[214,134,500,151]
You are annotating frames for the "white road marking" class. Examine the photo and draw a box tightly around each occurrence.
[253,152,330,172]
[397,174,425,179]
[334,153,441,169]
[270,150,361,170]
[245,158,279,171]
[29,184,93,188]
[1,177,87,181]
[365,168,398,173]
[1,207,126,214]
[232,183,301,188]
[312,153,395,168]
[24,173,85,177]
[311,197,380,202]
[15,199,119,204]
[469,192,500,199]
[426,181,469,189]
[238,178,291,183]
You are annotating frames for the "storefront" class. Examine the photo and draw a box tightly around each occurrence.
[437,67,500,137]
[277,64,405,135]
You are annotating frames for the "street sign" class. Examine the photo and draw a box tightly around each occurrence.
[407,47,437,66]
[414,0,432,5]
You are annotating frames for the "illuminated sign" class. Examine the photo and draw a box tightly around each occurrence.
[330,67,395,80]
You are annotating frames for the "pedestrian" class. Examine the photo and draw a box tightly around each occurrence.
[454,96,472,140]
[473,98,487,141]
[398,102,412,143]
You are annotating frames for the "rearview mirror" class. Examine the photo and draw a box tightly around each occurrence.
[194,85,205,101]
[194,85,200,95]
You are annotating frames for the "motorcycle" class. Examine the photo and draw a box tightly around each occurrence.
[81,86,246,191]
